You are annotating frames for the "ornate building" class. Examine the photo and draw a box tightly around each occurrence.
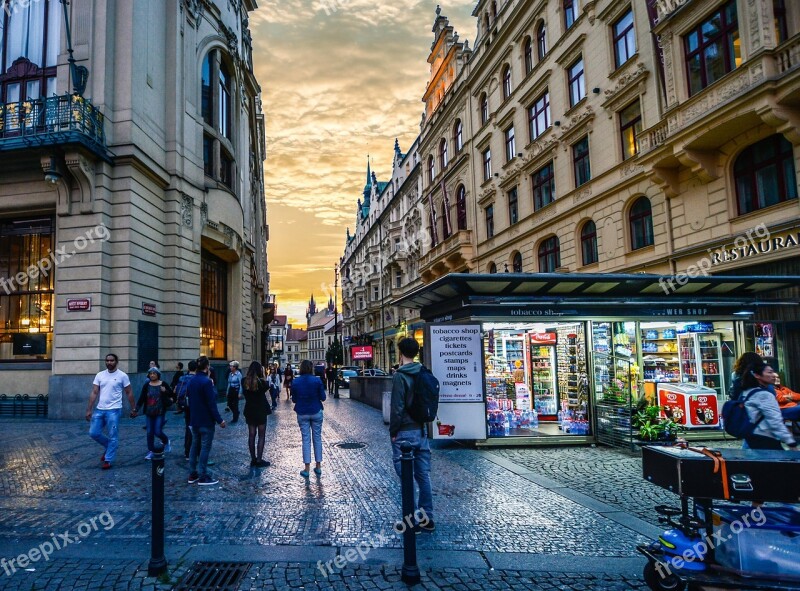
[0,0,269,418]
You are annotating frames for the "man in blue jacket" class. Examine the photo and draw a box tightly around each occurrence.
[188,356,226,485]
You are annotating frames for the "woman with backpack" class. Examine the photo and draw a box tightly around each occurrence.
[739,360,798,450]
[291,359,326,478]
[242,361,272,467]
[136,367,175,459]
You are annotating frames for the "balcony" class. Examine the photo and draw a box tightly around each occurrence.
[419,229,475,283]
[0,94,108,160]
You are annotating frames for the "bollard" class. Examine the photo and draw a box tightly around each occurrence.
[399,441,420,585]
[148,450,168,577]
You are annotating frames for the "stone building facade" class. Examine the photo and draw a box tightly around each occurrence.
[0,0,269,418]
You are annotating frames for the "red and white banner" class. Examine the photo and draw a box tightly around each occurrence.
[351,345,373,361]
[530,332,557,344]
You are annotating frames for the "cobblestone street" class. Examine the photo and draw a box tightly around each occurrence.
[0,396,697,590]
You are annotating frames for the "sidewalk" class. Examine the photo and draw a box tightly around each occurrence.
[0,396,656,590]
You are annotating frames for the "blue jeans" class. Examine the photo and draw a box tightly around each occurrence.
[297,410,324,464]
[782,406,800,422]
[146,414,169,452]
[90,408,122,463]
[189,426,215,476]
[392,428,433,521]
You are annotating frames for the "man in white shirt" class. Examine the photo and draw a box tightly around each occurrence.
[86,354,137,469]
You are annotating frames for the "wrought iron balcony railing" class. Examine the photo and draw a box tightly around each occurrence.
[0,94,107,158]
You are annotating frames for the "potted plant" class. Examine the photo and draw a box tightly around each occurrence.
[633,405,683,443]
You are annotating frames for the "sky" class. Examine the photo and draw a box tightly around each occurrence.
[249,0,476,327]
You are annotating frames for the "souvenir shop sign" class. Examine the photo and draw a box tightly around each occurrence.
[428,324,484,403]
[351,345,373,361]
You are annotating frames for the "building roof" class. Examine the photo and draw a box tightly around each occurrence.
[308,310,335,330]
[271,315,287,326]
[286,328,307,341]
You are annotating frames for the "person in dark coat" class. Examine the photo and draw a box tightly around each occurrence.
[242,361,271,467]
[187,356,227,485]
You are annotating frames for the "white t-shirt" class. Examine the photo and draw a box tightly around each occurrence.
[93,369,131,410]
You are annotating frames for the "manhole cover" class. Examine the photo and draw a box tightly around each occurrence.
[334,442,367,449]
[174,561,251,591]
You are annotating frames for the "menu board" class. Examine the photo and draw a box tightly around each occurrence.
[429,324,484,402]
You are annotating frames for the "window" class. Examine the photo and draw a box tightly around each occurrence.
[629,196,654,250]
[774,0,788,44]
[482,148,492,181]
[508,187,519,224]
[395,270,402,289]
[524,37,533,75]
[488,262,498,274]
[441,200,451,240]
[568,57,585,106]
[201,50,236,189]
[505,126,516,162]
[537,21,547,60]
[580,220,598,265]
[512,251,523,273]
[538,236,561,272]
[528,91,550,140]
[502,65,512,99]
[428,155,435,183]
[454,119,463,152]
[532,161,555,210]
[394,237,401,252]
[684,1,740,96]
[572,136,591,187]
[619,100,642,160]
[201,55,214,125]
[613,9,636,68]
[480,93,489,124]
[201,250,228,359]
[440,138,449,170]
[564,0,578,30]
[0,0,60,101]
[218,62,232,140]
[456,185,468,230]
[485,205,495,238]
[203,134,214,177]
[372,285,379,301]
[734,134,798,215]
[0,218,55,361]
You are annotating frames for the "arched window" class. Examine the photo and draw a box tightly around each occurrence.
[734,134,797,215]
[456,185,468,230]
[512,251,523,273]
[629,197,654,250]
[523,37,533,75]
[536,21,547,60]
[502,65,512,99]
[201,49,236,189]
[439,138,448,170]
[580,220,598,265]
[538,236,561,272]
[454,119,463,152]
[427,155,435,184]
[488,262,497,274]
[480,93,489,124]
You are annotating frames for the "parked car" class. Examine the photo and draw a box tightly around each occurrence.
[358,368,388,377]
[337,369,358,389]
[340,366,360,373]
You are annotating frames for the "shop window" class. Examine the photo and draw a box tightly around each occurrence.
[485,205,495,238]
[456,185,468,230]
[684,1,740,96]
[488,262,497,273]
[774,0,788,44]
[537,21,547,60]
[508,187,518,225]
[439,138,448,170]
[454,119,463,152]
[512,251,523,273]
[528,90,550,141]
[201,250,228,359]
[538,235,560,272]
[612,8,636,69]
[567,57,585,107]
[0,218,54,361]
[482,148,492,181]
[502,65,512,99]
[564,0,578,30]
[480,93,489,124]
[734,134,798,215]
[532,161,555,210]
[572,136,591,187]
[619,100,641,160]
[505,125,516,162]
[580,220,598,265]
[523,36,533,75]
[629,196,654,250]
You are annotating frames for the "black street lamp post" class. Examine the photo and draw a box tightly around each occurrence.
[334,264,340,399]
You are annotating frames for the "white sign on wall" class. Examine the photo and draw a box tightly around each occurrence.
[429,324,483,402]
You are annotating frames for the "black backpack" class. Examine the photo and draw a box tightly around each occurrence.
[407,366,440,424]
[174,374,191,410]
[721,388,764,439]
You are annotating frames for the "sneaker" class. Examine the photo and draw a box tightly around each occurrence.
[144,451,154,460]
[256,459,271,468]
[101,461,112,470]
[419,520,436,533]
[197,474,219,486]
[250,458,257,467]
[164,440,171,453]
[313,467,322,476]
[300,470,310,478]
[187,472,200,484]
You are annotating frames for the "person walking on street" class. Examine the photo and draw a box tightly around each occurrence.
[740,359,798,451]
[188,356,227,485]
[86,354,137,470]
[177,360,197,459]
[325,363,336,393]
[292,360,326,478]
[242,361,272,467]
[267,366,281,410]
[390,337,434,532]
[284,364,294,400]
[136,367,175,459]
[227,361,243,423]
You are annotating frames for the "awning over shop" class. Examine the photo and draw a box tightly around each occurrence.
[392,273,800,321]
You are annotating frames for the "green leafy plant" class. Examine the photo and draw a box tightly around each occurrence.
[633,405,683,441]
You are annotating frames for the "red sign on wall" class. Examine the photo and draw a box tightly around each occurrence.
[351,345,373,360]
[67,298,92,312]
[529,332,557,344]
[142,303,157,317]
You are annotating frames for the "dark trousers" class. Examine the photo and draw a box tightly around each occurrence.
[146,414,169,452]
[227,388,240,422]
[745,434,785,450]
[183,407,192,457]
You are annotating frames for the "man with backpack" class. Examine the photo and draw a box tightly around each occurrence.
[390,337,437,533]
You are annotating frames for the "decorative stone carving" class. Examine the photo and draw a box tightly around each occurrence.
[200,202,209,226]
[181,0,203,28]
[181,194,193,227]
[64,153,95,214]
[620,162,644,178]
[573,187,592,204]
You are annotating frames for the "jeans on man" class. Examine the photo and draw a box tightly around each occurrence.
[183,407,192,457]
[90,408,122,463]
[269,386,279,409]
[146,414,169,452]
[782,406,800,422]
[227,388,240,421]
[392,428,433,520]
[189,426,215,476]
[297,410,324,464]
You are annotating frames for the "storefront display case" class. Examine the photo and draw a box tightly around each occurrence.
[679,332,725,398]
[529,332,557,419]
